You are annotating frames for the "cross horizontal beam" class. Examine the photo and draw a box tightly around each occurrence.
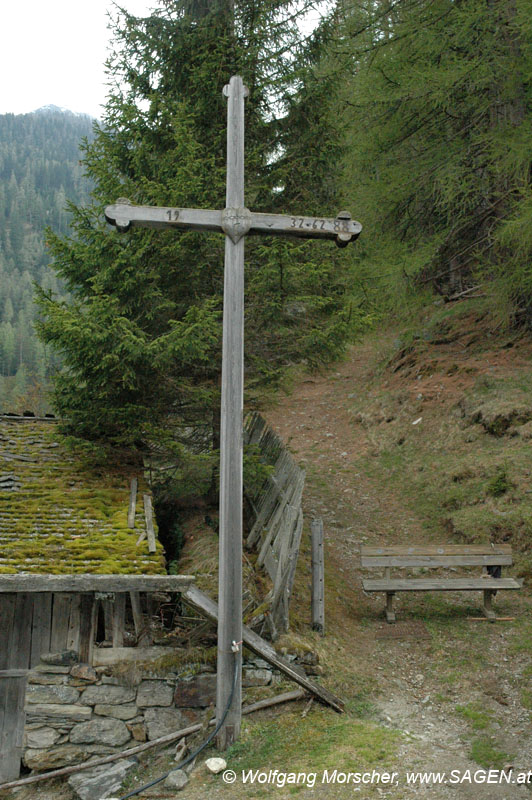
[105,200,362,247]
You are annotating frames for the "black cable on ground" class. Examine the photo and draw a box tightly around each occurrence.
[117,651,240,800]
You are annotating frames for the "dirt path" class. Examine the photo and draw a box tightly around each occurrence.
[262,340,532,799]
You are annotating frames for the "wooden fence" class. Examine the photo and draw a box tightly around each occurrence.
[244,411,305,638]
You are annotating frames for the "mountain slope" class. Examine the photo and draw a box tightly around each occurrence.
[0,107,94,411]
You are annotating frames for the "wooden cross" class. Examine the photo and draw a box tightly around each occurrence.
[105,75,361,748]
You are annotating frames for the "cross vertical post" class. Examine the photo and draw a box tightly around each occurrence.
[103,73,362,752]
[216,75,247,749]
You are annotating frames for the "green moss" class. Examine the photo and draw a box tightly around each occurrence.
[0,418,165,575]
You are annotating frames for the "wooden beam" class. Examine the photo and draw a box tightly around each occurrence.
[143,494,157,553]
[30,593,52,668]
[0,670,28,678]
[361,554,514,568]
[78,594,97,665]
[128,477,137,528]
[50,594,72,652]
[104,202,361,245]
[184,585,344,714]
[363,577,522,592]
[130,591,151,646]
[361,544,512,556]
[105,202,223,235]
[216,74,247,751]
[311,518,325,635]
[0,575,194,593]
[112,593,126,646]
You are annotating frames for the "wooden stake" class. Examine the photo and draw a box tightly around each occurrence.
[310,518,325,634]
[128,477,137,528]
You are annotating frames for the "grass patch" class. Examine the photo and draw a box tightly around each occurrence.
[455,703,492,731]
[226,708,400,774]
[470,737,511,769]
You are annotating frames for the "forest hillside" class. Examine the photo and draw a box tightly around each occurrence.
[0,107,94,412]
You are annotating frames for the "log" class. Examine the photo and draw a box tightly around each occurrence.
[0,689,305,791]
[183,585,344,713]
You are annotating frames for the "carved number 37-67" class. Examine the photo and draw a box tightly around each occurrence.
[290,217,349,232]
[290,217,326,230]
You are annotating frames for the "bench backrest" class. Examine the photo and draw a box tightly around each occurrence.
[360,544,513,569]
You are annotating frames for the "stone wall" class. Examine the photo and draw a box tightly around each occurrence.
[23,655,274,772]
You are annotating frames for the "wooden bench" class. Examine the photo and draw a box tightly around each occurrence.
[361,544,522,623]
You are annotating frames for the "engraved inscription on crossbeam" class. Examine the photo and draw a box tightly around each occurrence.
[105,202,362,247]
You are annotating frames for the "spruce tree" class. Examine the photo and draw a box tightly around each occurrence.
[36,0,352,450]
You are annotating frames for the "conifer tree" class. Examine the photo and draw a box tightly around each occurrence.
[36,0,352,449]
[331,0,531,315]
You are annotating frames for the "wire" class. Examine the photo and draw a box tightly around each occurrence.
[116,650,240,800]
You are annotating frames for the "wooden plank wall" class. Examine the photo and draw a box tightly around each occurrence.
[0,593,33,781]
[0,588,154,781]
[244,411,305,637]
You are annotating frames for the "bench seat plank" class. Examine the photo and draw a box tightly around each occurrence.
[361,544,512,556]
[361,554,513,568]
[363,577,522,592]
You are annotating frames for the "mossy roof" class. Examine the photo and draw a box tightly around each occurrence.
[0,416,166,575]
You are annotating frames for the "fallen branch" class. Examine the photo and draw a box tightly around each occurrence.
[0,689,305,792]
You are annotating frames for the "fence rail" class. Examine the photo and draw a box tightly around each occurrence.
[244,412,305,638]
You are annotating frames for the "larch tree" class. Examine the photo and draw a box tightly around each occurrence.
[329,0,531,319]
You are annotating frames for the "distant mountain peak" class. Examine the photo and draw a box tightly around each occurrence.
[33,104,91,118]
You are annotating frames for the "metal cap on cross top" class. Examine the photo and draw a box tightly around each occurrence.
[104,75,361,749]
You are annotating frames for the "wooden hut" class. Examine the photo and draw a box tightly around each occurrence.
[0,414,193,781]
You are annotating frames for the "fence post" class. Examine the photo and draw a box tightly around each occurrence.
[310,518,325,635]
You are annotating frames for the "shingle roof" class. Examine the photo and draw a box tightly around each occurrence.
[0,415,165,575]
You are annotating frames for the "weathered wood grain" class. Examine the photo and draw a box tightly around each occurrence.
[0,575,194,592]
[50,593,73,652]
[128,477,137,528]
[216,74,247,750]
[361,554,514,567]
[184,585,344,713]
[361,544,512,556]
[363,577,522,592]
[143,494,156,553]
[111,593,126,647]
[311,518,325,634]
[130,591,151,646]
[30,593,52,667]
[78,594,97,665]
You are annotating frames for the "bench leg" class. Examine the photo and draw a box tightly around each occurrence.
[385,592,396,624]
[483,589,496,622]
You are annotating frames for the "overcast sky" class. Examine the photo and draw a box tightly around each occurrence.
[0,1,159,118]
[1,1,325,120]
